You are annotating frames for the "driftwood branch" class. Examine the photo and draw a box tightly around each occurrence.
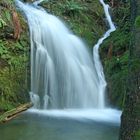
[0,102,33,123]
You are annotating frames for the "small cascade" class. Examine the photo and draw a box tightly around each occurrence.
[16,0,116,110]
[93,0,116,108]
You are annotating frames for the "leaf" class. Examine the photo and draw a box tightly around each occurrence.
[0,18,7,28]
[5,11,11,21]
[0,22,2,28]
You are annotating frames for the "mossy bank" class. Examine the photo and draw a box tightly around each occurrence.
[0,0,30,113]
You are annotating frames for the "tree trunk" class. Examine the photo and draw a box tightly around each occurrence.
[119,0,140,140]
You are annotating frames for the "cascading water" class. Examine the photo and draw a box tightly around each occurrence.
[93,0,116,108]
[16,0,116,110]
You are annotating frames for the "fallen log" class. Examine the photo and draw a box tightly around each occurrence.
[0,102,33,123]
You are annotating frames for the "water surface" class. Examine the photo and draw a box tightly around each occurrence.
[0,110,120,140]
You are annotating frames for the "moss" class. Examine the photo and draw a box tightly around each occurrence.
[135,16,140,28]
[41,0,105,47]
[100,0,131,109]
[129,58,140,73]
[134,130,140,140]
[0,0,30,112]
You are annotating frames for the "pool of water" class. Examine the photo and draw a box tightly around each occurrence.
[0,109,120,140]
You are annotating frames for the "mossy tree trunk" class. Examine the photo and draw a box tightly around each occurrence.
[119,0,140,139]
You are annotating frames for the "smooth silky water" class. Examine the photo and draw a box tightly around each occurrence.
[0,109,120,140]
[0,0,121,139]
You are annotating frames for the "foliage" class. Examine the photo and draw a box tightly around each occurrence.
[0,66,29,111]
[104,51,129,108]
[100,0,131,108]
[0,0,29,112]
[62,0,87,14]
[129,58,140,73]
[41,0,105,46]
[134,130,140,140]
[135,16,140,28]
[0,18,6,28]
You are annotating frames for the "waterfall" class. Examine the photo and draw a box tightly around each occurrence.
[93,0,116,108]
[16,0,115,110]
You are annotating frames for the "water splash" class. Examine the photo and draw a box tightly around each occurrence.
[28,108,121,124]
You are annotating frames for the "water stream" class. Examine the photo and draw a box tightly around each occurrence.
[93,0,116,108]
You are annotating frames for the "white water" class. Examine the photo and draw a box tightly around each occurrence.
[16,0,116,111]
[28,108,121,124]
[93,0,116,108]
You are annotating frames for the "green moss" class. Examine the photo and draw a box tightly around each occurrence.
[135,16,140,28]
[0,0,30,112]
[129,58,140,73]
[41,0,105,47]
[0,18,7,28]
[134,130,140,140]
[100,1,131,109]
[0,65,29,111]
[0,101,15,112]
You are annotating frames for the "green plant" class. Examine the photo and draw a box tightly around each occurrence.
[61,0,87,17]
[0,18,6,28]
[135,16,140,28]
